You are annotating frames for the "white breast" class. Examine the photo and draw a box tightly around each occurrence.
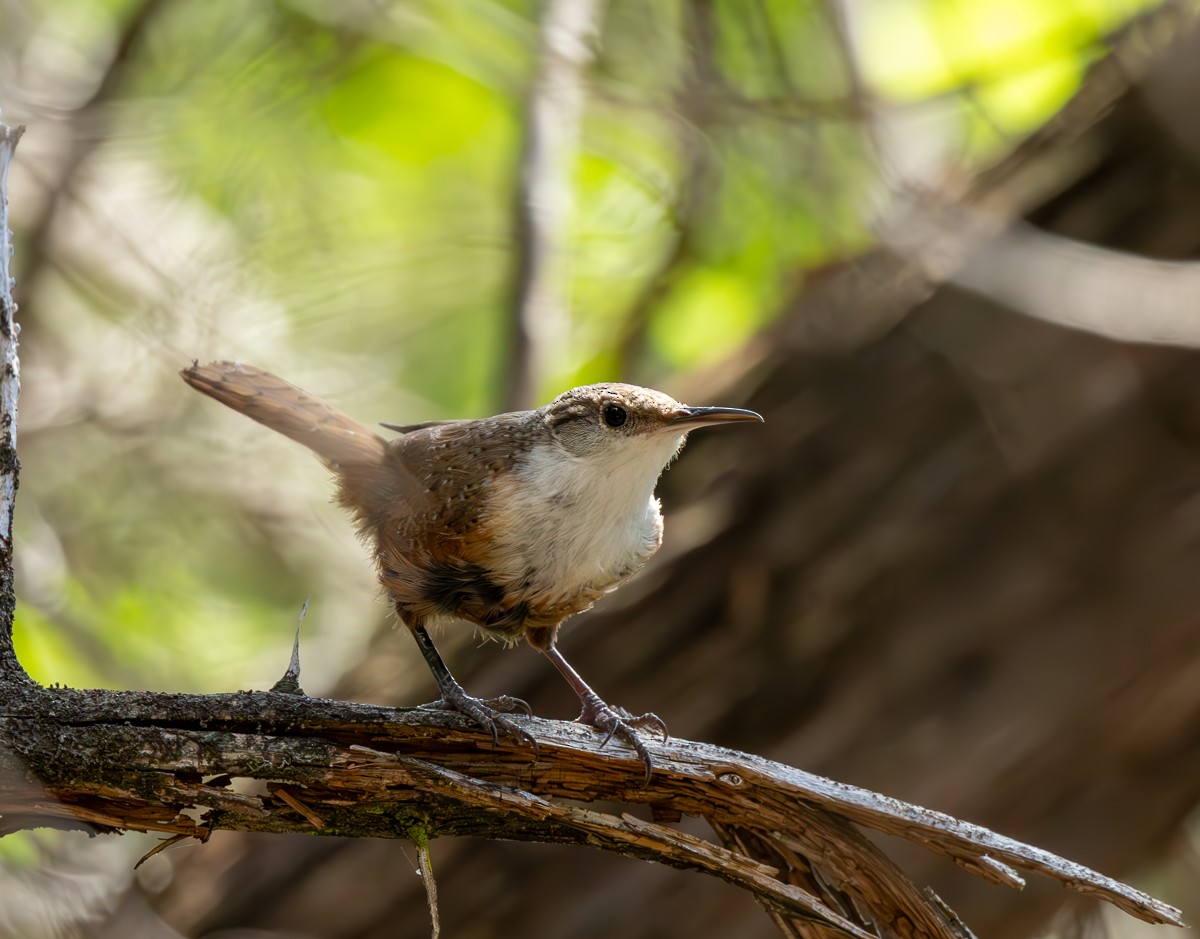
[483,435,684,607]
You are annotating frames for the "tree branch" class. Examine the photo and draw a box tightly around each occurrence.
[0,686,1183,936]
[0,113,26,683]
[885,197,1200,348]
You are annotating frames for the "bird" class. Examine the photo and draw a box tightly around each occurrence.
[181,361,762,776]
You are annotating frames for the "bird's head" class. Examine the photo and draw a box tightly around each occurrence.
[541,383,762,473]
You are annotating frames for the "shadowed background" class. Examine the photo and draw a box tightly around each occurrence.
[1,0,1198,936]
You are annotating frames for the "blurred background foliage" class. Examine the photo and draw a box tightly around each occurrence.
[1,0,1160,697]
[0,0,1196,937]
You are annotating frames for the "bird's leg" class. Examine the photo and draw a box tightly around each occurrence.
[540,644,667,782]
[402,616,537,751]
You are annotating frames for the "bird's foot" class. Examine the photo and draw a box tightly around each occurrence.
[576,692,668,783]
[420,683,538,753]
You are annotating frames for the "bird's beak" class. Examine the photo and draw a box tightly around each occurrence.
[667,405,764,431]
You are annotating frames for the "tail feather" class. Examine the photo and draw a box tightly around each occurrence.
[181,361,387,470]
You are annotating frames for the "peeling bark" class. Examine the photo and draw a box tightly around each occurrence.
[0,686,1182,936]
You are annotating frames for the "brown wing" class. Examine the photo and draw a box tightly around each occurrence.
[380,419,465,434]
[375,415,546,635]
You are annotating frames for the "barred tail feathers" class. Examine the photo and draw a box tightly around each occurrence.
[181,360,409,534]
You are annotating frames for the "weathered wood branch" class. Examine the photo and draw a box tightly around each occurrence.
[0,112,26,683]
[0,685,1183,937]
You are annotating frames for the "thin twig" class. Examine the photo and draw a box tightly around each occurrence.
[134,833,191,870]
[414,832,440,939]
[270,596,309,695]
[271,787,325,830]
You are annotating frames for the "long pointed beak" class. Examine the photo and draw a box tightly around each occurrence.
[668,405,764,431]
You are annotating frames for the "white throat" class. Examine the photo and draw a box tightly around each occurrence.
[484,432,686,604]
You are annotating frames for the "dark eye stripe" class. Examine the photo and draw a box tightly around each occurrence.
[545,399,595,430]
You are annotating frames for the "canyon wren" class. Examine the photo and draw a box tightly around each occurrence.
[182,361,762,776]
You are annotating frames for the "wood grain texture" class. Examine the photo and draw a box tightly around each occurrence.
[0,687,1180,937]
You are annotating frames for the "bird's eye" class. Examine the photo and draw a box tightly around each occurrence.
[603,404,628,428]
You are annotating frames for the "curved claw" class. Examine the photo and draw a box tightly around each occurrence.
[626,711,669,743]
[420,686,540,756]
[576,697,669,785]
[479,694,534,718]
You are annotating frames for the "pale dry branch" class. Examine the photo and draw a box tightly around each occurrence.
[883,196,1200,349]
[863,6,1200,353]
[0,116,22,552]
[0,112,24,680]
[0,687,1183,937]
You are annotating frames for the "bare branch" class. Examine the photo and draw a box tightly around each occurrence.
[850,6,1200,353]
[0,687,1182,936]
[884,196,1200,348]
[0,113,25,681]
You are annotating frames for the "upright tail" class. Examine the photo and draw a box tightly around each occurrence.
[181,361,387,471]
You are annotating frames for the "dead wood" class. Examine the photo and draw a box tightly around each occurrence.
[0,685,1183,937]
